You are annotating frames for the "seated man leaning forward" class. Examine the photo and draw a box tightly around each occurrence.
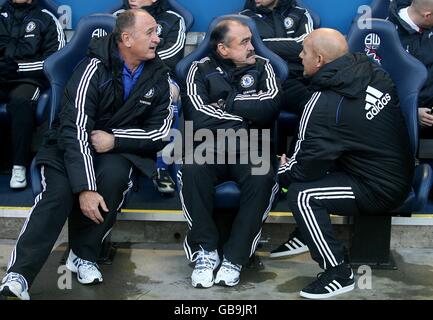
[0,9,173,300]
[278,29,414,299]
[179,17,281,288]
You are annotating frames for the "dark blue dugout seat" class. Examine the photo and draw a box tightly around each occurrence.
[30,14,116,197]
[347,18,433,268]
[175,14,288,210]
[111,0,194,32]
[370,0,392,19]
[0,0,60,125]
[296,0,321,28]
[348,0,392,36]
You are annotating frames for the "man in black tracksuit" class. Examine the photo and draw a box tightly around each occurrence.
[0,10,173,300]
[388,0,433,134]
[278,29,413,299]
[240,0,314,114]
[179,18,280,288]
[0,0,65,189]
[115,0,186,194]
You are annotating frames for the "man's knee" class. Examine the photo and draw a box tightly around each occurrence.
[96,156,132,191]
[286,183,306,207]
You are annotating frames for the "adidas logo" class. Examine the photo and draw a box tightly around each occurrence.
[365,86,391,120]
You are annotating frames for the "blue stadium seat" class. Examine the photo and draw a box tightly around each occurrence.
[31,14,117,196]
[0,0,60,125]
[370,0,392,19]
[296,0,321,28]
[110,0,194,32]
[347,0,392,36]
[347,18,433,267]
[175,14,288,209]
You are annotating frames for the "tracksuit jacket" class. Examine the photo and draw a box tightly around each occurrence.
[240,0,313,75]
[0,0,65,87]
[278,53,414,212]
[116,0,186,72]
[183,53,281,141]
[36,34,174,194]
[388,0,433,108]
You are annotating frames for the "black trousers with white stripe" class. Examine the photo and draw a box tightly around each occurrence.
[7,153,133,287]
[1,84,40,166]
[179,161,278,266]
[287,172,362,270]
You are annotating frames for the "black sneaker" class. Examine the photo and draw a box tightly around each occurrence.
[300,264,355,299]
[152,168,175,194]
[270,230,309,258]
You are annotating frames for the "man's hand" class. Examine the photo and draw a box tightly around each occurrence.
[279,154,288,166]
[419,108,433,127]
[91,130,115,153]
[78,191,109,224]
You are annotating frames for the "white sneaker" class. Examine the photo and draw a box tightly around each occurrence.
[191,249,220,288]
[215,257,242,287]
[66,250,103,285]
[0,272,30,300]
[10,166,27,189]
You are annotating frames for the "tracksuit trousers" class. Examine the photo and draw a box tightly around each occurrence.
[286,172,363,270]
[1,83,41,166]
[6,153,133,287]
[179,161,279,266]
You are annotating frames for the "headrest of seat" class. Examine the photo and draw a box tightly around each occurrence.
[295,0,320,28]
[44,14,116,87]
[369,0,391,19]
[110,0,194,32]
[347,18,427,156]
[176,14,289,83]
[167,0,194,32]
[347,18,427,101]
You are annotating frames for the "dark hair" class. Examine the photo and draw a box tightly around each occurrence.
[210,18,248,52]
[113,10,138,43]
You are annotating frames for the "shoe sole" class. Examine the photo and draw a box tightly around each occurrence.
[269,246,309,258]
[192,281,214,289]
[77,276,103,285]
[300,283,355,299]
[10,183,27,189]
[0,285,30,300]
[215,279,239,287]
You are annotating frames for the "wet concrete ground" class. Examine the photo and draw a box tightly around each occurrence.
[1,240,433,300]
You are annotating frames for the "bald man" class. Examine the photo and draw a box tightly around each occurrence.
[389,0,433,129]
[277,29,413,299]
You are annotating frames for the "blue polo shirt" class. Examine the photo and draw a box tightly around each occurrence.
[122,62,144,101]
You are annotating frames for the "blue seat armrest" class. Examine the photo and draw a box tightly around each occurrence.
[35,88,51,126]
[413,163,433,212]
[30,157,42,197]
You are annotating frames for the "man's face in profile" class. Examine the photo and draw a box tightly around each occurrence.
[127,14,161,61]
[299,36,320,77]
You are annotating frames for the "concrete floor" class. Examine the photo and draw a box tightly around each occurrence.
[1,240,433,300]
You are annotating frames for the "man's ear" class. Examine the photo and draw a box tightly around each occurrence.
[317,54,324,68]
[121,32,132,48]
[217,43,228,58]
